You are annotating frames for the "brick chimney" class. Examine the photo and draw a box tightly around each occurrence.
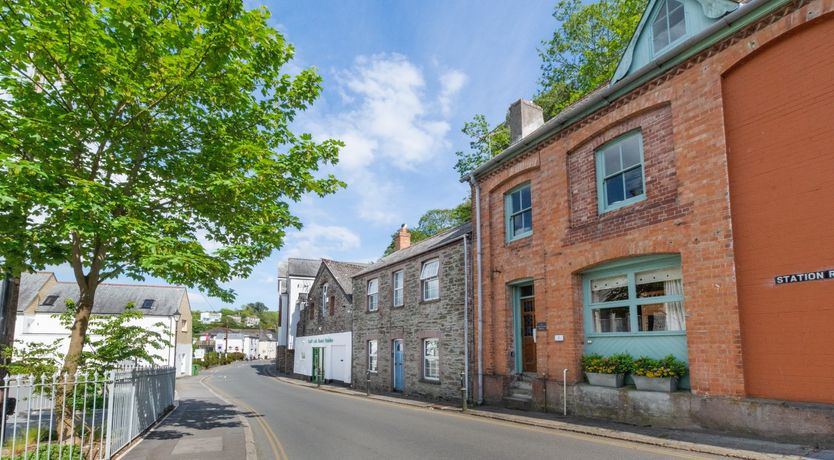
[508,99,544,145]
[394,224,411,251]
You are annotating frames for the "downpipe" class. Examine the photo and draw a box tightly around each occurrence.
[470,176,484,404]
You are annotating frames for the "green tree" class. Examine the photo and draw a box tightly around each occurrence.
[0,0,343,383]
[382,201,472,256]
[242,301,268,314]
[535,0,647,119]
[453,115,511,177]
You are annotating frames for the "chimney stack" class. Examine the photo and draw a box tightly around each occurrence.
[508,99,544,145]
[394,224,411,251]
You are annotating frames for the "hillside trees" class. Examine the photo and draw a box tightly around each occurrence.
[0,0,344,382]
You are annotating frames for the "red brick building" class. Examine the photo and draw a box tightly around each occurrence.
[465,0,834,443]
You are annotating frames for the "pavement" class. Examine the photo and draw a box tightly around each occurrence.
[118,361,834,460]
[117,373,256,460]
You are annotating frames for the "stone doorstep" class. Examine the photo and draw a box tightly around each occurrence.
[268,371,830,460]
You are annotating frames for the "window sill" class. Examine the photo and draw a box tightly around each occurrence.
[419,378,441,385]
[419,298,441,305]
[599,194,647,215]
[366,309,379,314]
[505,232,532,245]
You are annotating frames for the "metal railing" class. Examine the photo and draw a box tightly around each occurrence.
[0,366,175,460]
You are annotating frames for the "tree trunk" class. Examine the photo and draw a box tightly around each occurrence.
[55,284,98,441]
[0,273,21,378]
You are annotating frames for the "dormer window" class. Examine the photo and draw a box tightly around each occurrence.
[141,299,155,309]
[652,0,686,54]
[41,295,58,306]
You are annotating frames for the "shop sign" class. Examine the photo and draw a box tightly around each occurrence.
[309,337,334,344]
[774,269,834,285]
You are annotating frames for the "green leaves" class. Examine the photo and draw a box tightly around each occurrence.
[453,114,510,178]
[536,0,648,119]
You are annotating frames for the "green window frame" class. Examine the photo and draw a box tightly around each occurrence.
[504,183,532,242]
[651,0,687,56]
[596,130,646,213]
[582,255,686,337]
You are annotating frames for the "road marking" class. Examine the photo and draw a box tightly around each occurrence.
[263,376,716,460]
[200,375,289,460]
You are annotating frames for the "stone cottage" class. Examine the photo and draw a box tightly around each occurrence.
[293,259,368,384]
[351,224,473,402]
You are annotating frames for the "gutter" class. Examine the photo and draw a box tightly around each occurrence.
[461,0,791,182]
[469,176,484,404]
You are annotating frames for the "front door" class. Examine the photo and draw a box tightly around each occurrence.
[514,284,537,373]
[312,347,324,383]
[392,339,404,392]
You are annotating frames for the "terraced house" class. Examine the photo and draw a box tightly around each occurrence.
[352,224,473,401]
[464,0,834,443]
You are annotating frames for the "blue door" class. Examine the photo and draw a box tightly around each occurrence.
[392,339,404,392]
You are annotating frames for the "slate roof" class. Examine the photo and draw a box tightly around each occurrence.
[321,260,370,295]
[354,223,471,277]
[29,280,186,317]
[287,258,320,278]
[17,272,54,313]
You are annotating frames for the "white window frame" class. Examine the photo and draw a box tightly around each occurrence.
[423,338,439,381]
[368,339,378,372]
[367,278,379,312]
[392,270,404,307]
[420,259,440,301]
[321,283,328,318]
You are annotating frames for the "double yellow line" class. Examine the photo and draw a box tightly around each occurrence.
[200,375,288,460]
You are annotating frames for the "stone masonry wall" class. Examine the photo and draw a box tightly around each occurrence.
[298,267,353,338]
[351,238,474,402]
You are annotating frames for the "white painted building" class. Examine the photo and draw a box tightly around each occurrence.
[277,258,319,351]
[257,330,277,360]
[205,329,259,359]
[15,272,193,377]
[244,316,260,327]
[200,311,222,323]
[293,332,352,384]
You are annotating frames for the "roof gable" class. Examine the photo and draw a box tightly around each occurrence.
[317,260,370,297]
[612,0,737,83]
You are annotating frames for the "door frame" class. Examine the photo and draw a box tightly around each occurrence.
[509,279,534,373]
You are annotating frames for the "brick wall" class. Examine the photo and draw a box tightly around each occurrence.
[351,239,473,401]
[472,0,834,405]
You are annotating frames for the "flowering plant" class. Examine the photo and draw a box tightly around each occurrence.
[581,353,633,374]
[632,355,688,378]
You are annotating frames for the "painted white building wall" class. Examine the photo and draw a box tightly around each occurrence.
[200,312,222,323]
[281,277,313,350]
[15,313,191,375]
[257,340,276,359]
[293,332,352,384]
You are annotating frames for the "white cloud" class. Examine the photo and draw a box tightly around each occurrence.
[281,224,361,259]
[438,69,467,116]
[304,54,467,225]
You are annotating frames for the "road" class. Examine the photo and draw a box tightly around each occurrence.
[201,361,726,460]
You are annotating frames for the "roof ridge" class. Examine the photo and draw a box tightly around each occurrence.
[56,281,186,290]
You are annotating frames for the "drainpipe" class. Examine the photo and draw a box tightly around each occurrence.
[469,176,484,404]
[462,233,470,403]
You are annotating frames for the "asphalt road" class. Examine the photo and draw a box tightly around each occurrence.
[202,361,726,460]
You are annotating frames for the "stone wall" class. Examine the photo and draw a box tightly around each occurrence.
[351,237,473,402]
[298,266,353,338]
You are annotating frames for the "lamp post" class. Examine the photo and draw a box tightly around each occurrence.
[172,311,181,375]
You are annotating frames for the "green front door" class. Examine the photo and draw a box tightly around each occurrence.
[312,347,325,383]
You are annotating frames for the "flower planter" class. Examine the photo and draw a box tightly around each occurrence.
[585,372,625,388]
[633,375,678,392]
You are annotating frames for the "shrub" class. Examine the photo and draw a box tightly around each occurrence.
[581,353,633,374]
[632,355,688,378]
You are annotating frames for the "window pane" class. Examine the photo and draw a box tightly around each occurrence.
[592,306,631,332]
[520,186,531,210]
[638,303,668,331]
[521,210,532,233]
[519,284,533,298]
[668,1,686,42]
[393,271,403,289]
[620,135,641,168]
[368,279,378,294]
[423,279,439,300]
[591,275,628,303]
[636,268,682,298]
[605,174,625,206]
[653,24,669,51]
[623,166,644,198]
[603,148,621,175]
[421,260,439,279]
[512,190,521,212]
[513,214,524,234]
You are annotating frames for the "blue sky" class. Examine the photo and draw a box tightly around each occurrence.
[50,1,556,312]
